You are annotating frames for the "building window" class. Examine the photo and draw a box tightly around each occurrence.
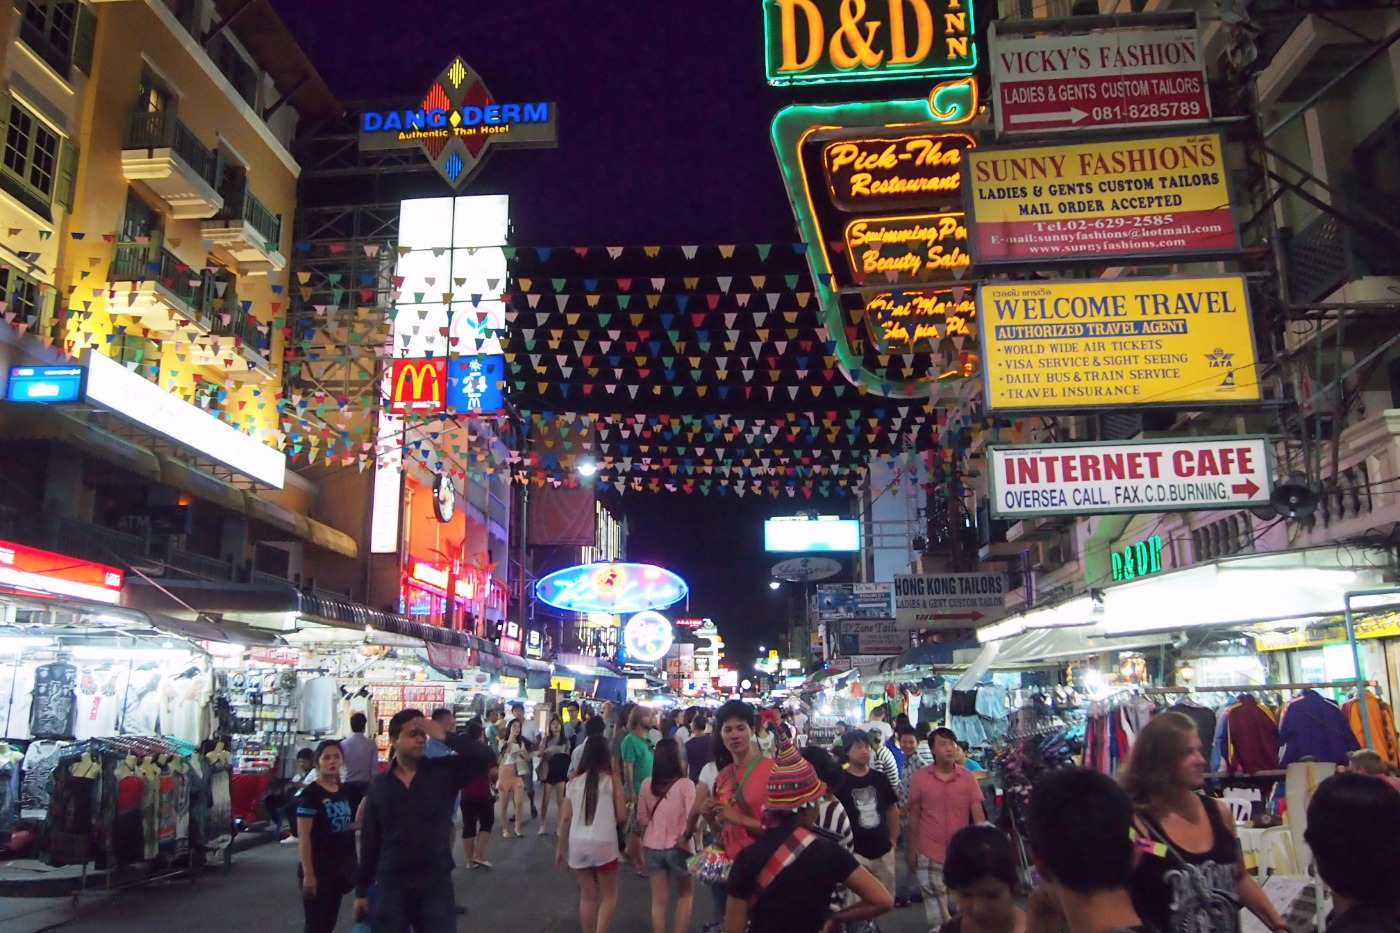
[15,0,95,79]
[207,33,258,108]
[0,266,49,328]
[0,99,64,217]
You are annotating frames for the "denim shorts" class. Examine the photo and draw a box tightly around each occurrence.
[645,846,691,879]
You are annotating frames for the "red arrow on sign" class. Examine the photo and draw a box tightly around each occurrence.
[925,611,984,623]
[1231,479,1261,497]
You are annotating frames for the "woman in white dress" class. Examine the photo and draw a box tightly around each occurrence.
[497,718,528,837]
[556,735,627,933]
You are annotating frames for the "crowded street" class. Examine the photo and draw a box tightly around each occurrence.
[3,0,1400,931]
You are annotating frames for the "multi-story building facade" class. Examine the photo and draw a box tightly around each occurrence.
[0,0,359,614]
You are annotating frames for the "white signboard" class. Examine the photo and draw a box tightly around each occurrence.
[990,25,1210,135]
[84,350,285,487]
[894,573,1008,630]
[837,619,907,654]
[989,437,1272,519]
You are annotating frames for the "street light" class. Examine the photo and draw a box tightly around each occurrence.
[768,580,781,590]
[575,455,598,477]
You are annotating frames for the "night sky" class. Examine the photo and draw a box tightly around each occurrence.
[273,0,917,668]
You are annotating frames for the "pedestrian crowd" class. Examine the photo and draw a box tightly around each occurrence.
[274,698,1400,933]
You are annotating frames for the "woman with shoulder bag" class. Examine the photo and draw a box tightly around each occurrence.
[639,739,697,933]
[690,700,776,933]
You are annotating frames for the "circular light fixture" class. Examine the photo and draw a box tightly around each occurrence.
[623,610,674,663]
[575,456,598,478]
[769,580,782,590]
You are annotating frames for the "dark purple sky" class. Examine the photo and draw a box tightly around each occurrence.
[272,0,911,667]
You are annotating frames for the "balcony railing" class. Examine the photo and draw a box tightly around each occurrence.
[219,187,283,251]
[110,242,209,320]
[208,291,271,355]
[125,110,220,187]
[1285,187,1400,304]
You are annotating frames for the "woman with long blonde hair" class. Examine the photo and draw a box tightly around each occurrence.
[1121,711,1289,933]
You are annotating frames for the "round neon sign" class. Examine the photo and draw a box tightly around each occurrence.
[534,562,689,615]
[624,611,674,663]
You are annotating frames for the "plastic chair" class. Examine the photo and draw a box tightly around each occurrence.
[1224,797,1253,824]
[1258,826,1298,876]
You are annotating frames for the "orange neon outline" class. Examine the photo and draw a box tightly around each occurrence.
[821,132,976,208]
[842,210,970,284]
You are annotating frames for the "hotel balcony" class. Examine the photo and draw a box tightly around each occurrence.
[108,242,213,336]
[188,290,275,381]
[120,111,224,220]
[201,187,285,276]
[1288,409,1400,548]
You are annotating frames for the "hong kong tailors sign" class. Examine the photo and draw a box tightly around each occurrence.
[977,275,1260,412]
[989,23,1211,136]
[765,0,977,85]
[988,437,1273,519]
[360,57,558,190]
[963,133,1240,264]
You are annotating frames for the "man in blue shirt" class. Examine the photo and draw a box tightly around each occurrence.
[354,708,496,933]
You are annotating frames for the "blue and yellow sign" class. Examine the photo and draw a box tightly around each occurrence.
[977,275,1260,412]
[359,57,557,190]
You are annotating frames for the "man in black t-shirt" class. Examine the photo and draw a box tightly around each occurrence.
[837,730,900,897]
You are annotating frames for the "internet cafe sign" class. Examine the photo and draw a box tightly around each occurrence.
[764,0,977,85]
[360,56,558,190]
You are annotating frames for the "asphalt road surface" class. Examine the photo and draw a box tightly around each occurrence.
[45,821,936,932]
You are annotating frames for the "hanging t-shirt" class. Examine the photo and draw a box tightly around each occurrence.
[161,669,213,744]
[20,739,65,813]
[30,661,78,739]
[836,768,898,859]
[298,676,338,734]
[73,668,126,740]
[0,662,35,739]
[122,671,164,734]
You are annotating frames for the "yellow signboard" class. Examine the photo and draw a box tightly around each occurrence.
[550,675,577,691]
[978,276,1259,411]
[963,133,1239,263]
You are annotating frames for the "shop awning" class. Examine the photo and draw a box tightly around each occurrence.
[969,545,1400,672]
[0,402,160,481]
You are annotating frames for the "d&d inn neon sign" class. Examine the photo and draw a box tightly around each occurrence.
[1111,535,1164,582]
[359,57,558,191]
[764,0,977,86]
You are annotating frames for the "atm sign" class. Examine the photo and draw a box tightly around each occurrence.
[389,358,448,414]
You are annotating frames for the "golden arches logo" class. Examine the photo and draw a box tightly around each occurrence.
[392,359,445,410]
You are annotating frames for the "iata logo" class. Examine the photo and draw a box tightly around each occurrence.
[359,57,559,191]
[389,358,448,414]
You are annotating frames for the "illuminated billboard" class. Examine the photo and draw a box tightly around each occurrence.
[7,365,84,402]
[447,355,505,413]
[764,517,861,552]
[388,358,448,414]
[623,611,675,663]
[535,562,689,614]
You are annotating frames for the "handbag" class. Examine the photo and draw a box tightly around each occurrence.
[689,842,733,884]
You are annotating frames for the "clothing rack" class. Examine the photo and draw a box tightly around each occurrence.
[1141,681,1377,694]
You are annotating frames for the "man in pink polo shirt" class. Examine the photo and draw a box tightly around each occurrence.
[905,727,985,929]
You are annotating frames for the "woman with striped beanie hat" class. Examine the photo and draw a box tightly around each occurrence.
[722,739,894,933]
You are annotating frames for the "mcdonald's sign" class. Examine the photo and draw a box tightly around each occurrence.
[389,358,448,413]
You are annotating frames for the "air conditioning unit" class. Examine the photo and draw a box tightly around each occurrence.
[1029,540,1066,573]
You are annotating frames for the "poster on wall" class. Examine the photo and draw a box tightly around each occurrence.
[977,275,1260,411]
[963,133,1239,264]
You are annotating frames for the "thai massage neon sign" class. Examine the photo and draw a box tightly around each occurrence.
[535,562,688,615]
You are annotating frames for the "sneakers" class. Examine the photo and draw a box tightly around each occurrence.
[278,835,298,845]
[473,859,493,869]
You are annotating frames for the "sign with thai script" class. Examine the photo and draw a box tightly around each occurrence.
[764,0,977,86]
[864,288,975,354]
[844,212,970,284]
[893,572,1007,630]
[359,57,557,190]
[389,357,448,413]
[963,133,1239,263]
[990,25,1211,136]
[7,365,84,402]
[978,276,1259,411]
[824,133,974,211]
[988,437,1273,518]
